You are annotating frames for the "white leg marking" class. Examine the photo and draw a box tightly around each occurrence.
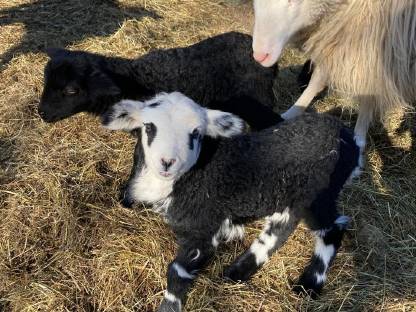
[250,208,291,266]
[250,232,278,266]
[190,249,200,262]
[212,219,245,248]
[313,236,335,284]
[164,290,182,310]
[267,208,290,224]
[212,236,219,248]
[172,263,195,279]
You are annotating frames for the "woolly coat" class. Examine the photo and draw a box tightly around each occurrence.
[40,32,280,128]
[133,113,358,242]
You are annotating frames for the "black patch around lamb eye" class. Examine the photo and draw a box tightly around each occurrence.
[188,133,195,150]
[189,129,201,150]
[118,112,128,118]
[144,122,157,146]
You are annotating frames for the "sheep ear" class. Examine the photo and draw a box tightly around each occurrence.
[101,100,145,131]
[88,69,121,100]
[205,109,245,138]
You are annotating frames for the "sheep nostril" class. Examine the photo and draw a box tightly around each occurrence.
[253,52,270,63]
[161,158,176,171]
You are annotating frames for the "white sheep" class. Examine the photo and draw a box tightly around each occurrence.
[252,0,416,160]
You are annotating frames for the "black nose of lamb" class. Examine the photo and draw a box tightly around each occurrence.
[161,158,176,171]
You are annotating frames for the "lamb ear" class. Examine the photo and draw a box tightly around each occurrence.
[45,47,68,58]
[102,100,146,131]
[205,109,245,138]
[88,69,121,99]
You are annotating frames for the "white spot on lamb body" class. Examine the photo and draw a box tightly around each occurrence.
[172,263,195,280]
[131,167,173,213]
[211,219,245,247]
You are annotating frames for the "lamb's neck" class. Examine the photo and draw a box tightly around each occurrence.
[130,166,174,214]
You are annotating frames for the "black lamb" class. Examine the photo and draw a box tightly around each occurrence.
[38,32,281,131]
[102,92,360,312]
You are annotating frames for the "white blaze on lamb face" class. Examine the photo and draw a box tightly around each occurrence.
[103,92,245,208]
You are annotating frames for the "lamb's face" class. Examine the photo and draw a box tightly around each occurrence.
[252,0,319,67]
[102,92,244,181]
[38,48,120,122]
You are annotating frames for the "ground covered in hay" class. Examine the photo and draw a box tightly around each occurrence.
[0,0,415,311]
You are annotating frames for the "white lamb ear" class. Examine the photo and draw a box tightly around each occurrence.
[205,109,245,138]
[102,99,145,131]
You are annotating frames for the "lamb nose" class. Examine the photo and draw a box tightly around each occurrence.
[161,158,176,170]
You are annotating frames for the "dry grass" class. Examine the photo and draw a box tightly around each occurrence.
[0,0,415,311]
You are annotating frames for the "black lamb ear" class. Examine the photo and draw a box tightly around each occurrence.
[45,47,68,59]
[88,69,121,100]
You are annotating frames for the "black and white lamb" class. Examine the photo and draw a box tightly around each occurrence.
[102,92,360,312]
[38,32,281,131]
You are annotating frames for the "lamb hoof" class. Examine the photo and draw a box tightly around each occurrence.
[118,185,134,208]
[120,191,134,208]
[158,299,181,312]
[292,275,322,299]
[120,195,134,208]
[223,265,251,283]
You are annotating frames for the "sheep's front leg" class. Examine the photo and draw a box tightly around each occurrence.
[354,103,375,167]
[281,65,327,120]
[224,209,298,282]
[158,241,215,312]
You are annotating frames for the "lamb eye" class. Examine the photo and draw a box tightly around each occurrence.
[191,128,200,139]
[144,122,154,134]
[63,86,78,96]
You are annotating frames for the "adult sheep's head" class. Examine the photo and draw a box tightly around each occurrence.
[102,92,244,181]
[252,0,331,67]
[38,48,120,122]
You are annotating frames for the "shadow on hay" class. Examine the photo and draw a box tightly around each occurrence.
[324,104,415,175]
[0,0,160,70]
[0,137,19,200]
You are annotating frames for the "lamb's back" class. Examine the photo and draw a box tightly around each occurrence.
[132,32,276,106]
[169,114,344,233]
